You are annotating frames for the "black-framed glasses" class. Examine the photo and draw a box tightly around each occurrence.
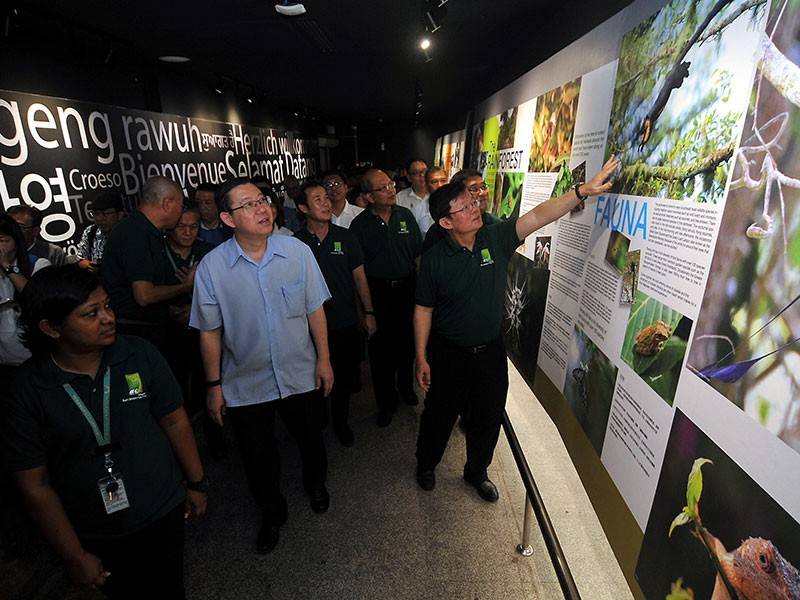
[88,209,119,219]
[370,182,396,193]
[228,196,272,213]
[448,198,480,216]
[467,183,489,195]
[324,180,345,189]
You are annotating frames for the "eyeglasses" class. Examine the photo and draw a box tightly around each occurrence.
[408,170,426,176]
[228,196,272,213]
[467,183,489,195]
[370,181,396,193]
[324,181,345,189]
[448,198,480,216]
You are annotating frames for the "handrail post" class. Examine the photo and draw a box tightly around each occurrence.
[502,411,582,600]
[516,492,534,557]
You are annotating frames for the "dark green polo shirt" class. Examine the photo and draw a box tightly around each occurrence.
[416,218,522,347]
[102,210,171,323]
[0,336,185,539]
[422,212,501,254]
[164,239,214,307]
[349,205,422,279]
[295,224,364,331]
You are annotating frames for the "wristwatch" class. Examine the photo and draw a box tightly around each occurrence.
[574,183,588,201]
[186,475,210,493]
[2,265,20,276]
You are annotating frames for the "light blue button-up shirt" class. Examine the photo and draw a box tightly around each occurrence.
[189,235,331,407]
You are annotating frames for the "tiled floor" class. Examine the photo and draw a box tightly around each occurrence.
[1,360,633,599]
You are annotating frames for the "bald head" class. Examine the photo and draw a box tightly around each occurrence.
[141,176,182,206]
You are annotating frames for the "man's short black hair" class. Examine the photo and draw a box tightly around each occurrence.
[321,169,346,182]
[450,168,482,186]
[406,158,427,172]
[7,205,43,227]
[195,182,217,196]
[216,177,252,213]
[297,180,326,206]
[20,264,103,356]
[428,182,466,223]
[90,191,123,212]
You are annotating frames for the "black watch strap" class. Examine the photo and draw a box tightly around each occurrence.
[205,379,222,388]
[574,183,588,201]
[186,475,210,493]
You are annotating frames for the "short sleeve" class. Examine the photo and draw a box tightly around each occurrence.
[415,253,437,308]
[412,201,434,235]
[494,217,523,260]
[189,259,222,330]
[136,338,183,419]
[347,232,364,271]
[124,235,157,283]
[32,258,51,274]
[301,244,332,313]
[77,228,91,260]
[0,386,47,472]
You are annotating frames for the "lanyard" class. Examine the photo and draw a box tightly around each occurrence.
[63,367,112,448]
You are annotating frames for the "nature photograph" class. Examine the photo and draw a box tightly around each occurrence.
[563,326,619,455]
[503,253,549,385]
[494,171,525,220]
[621,249,641,304]
[621,291,693,405]
[686,0,800,455]
[498,106,519,150]
[605,230,631,273]
[533,236,551,269]
[605,0,768,202]
[529,78,581,173]
[636,409,800,600]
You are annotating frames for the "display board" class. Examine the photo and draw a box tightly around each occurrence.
[432,128,465,180]
[0,90,318,254]
[469,0,800,597]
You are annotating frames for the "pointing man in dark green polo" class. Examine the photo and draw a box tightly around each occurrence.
[414,156,619,501]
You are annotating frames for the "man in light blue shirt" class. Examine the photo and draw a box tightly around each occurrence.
[190,177,333,555]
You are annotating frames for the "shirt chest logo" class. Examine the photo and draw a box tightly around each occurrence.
[479,248,494,267]
[330,241,345,255]
[398,220,409,234]
[123,372,148,402]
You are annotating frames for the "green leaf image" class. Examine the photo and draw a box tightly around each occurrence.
[668,510,692,538]
[757,395,771,426]
[686,458,713,514]
[665,578,694,600]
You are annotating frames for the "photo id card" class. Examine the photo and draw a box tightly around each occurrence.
[98,474,130,514]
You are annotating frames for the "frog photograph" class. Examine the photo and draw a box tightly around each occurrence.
[620,290,693,405]
[686,0,800,456]
[563,326,619,455]
[636,410,800,600]
[605,0,768,202]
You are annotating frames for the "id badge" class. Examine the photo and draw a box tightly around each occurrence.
[98,474,130,514]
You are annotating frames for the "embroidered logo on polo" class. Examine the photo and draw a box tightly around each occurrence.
[123,372,148,401]
[330,241,344,255]
[398,220,409,234]
[480,248,494,267]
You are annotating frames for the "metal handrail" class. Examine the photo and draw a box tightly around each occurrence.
[502,411,582,600]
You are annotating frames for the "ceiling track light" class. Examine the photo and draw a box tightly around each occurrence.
[420,37,431,50]
[425,12,440,33]
[423,48,433,63]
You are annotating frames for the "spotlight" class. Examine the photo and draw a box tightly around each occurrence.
[158,55,191,63]
[420,38,431,50]
[247,96,254,104]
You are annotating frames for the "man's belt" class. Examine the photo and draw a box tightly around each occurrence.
[368,275,414,288]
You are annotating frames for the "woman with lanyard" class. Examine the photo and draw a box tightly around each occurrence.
[1,264,208,599]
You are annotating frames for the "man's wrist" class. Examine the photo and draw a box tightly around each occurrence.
[186,475,210,493]
[205,379,222,388]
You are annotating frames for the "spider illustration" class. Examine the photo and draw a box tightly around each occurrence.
[505,274,530,347]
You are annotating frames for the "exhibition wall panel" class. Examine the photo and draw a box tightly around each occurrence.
[462,0,800,598]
